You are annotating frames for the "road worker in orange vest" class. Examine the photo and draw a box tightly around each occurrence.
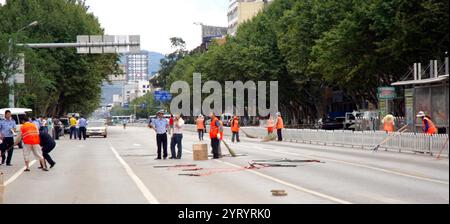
[417,111,438,135]
[14,115,48,172]
[196,114,206,141]
[209,113,223,159]
[231,115,240,143]
[266,114,275,135]
[275,112,284,141]
[382,114,395,133]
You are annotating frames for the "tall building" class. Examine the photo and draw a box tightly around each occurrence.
[227,0,271,36]
[125,52,149,82]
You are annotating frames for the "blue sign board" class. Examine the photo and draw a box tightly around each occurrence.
[154,90,172,102]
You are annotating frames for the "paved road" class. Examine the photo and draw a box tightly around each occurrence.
[1,126,448,204]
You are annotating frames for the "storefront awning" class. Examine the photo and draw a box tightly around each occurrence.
[391,75,449,86]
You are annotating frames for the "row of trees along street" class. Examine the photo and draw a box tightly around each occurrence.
[152,0,448,126]
[0,0,119,116]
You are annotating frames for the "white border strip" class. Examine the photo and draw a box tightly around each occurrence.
[5,160,37,186]
[109,144,159,204]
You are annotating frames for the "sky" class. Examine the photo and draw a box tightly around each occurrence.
[85,0,229,54]
[0,0,229,54]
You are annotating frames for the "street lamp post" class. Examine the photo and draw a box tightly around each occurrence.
[8,20,38,108]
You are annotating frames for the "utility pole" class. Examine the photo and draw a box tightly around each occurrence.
[8,21,38,108]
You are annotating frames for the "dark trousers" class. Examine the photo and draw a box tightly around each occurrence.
[79,127,87,140]
[0,137,14,165]
[197,129,204,141]
[232,131,240,143]
[170,134,183,159]
[42,143,56,166]
[54,127,60,140]
[156,133,168,159]
[211,138,220,159]
[70,127,77,139]
[277,129,283,141]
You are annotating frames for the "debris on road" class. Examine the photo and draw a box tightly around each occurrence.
[252,158,324,163]
[272,190,288,197]
[153,164,197,169]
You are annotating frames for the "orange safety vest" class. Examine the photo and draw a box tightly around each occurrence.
[423,117,437,135]
[20,122,40,145]
[210,117,219,139]
[196,118,205,130]
[276,117,284,130]
[383,121,395,133]
[231,118,239,132]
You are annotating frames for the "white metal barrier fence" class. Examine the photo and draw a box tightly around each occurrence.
[131,123,448,156]
[182,125,448,156]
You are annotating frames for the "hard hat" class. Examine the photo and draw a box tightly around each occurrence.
[416,111,426,118]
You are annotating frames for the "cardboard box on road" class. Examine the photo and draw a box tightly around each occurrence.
[193,143,208,161]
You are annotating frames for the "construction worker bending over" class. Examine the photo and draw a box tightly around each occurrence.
[14,115,48,172]
[231,115,240,143]
[275,112,284,141]
[209,113,223,159]
[382,114,395,133]
[417,111,437,135]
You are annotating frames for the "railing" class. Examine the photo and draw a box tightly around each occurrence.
[129,123,449,156]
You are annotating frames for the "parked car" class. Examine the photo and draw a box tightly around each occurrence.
[322,117,346,130]
[86,121,108,138]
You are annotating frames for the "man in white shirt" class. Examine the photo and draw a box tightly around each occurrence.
[170,114,184,159]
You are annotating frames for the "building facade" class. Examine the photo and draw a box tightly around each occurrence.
[227,0,271,36]
[125,52,149,82]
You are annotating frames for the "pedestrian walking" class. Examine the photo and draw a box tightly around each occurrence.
[0,110,16,166]
[417,111,438,135]
[122,119,127,130]
[149,110,169,160]
[41,117,49,133]
[69,115,77,140]
[32,117,41,131]
[78,116,88,140]
[170,114,184,159]
[231,115,240,143]
[196,114,205,141]
[52,117,61,140]
[14,115,48,172]
[47,116,54,139]
[39,131,56,169]
[169,114,174,135]
[209,113,223,159]
[275,112,284,141]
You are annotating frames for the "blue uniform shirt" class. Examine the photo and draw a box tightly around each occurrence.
[78,118,88,128]
[151,118,169,134]
[0,118,17,138]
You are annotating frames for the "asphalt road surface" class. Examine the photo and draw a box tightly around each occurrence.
[1,126,448,204]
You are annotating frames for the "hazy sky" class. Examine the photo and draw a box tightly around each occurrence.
[0,0,229,54]
[85,0,229,54]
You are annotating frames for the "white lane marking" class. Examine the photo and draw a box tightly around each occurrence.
[244,143,450,185]
[109,144,159,204]
[183,149,351,204]
[4,160,37,186]
[133,144,142,147]
[216,160,352,204]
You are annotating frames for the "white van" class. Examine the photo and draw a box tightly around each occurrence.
[0,108,33,148]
